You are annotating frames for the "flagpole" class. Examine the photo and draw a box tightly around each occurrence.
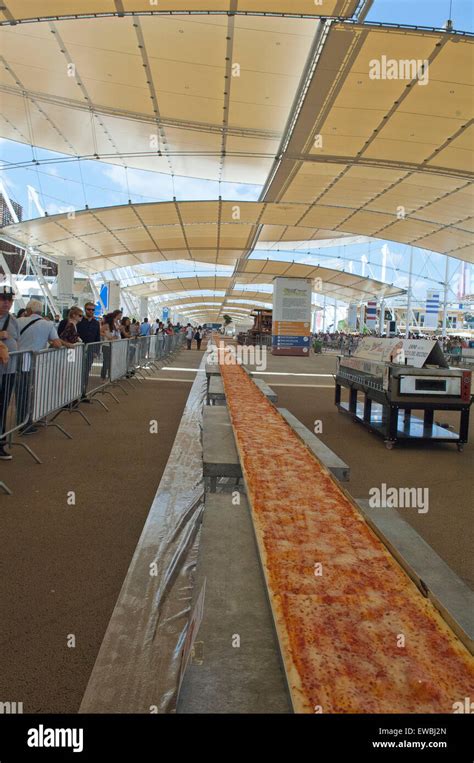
[405,246,414,338]
[441,255,450,338]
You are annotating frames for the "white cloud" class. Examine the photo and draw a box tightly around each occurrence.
[100,164,260,203]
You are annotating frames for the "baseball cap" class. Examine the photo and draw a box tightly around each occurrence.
[0,285,15,299]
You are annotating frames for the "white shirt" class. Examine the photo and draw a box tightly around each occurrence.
[17,316,59,352]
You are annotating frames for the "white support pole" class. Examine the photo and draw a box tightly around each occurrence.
[333,299,338,331]
[88,278,107,314]
[0,252,26,309]
[322,295,327,332]
[442,256,450,338]
[26,250,61,317]
[0,181,20,223]
[405,246,414,338]
[139,296,149,319]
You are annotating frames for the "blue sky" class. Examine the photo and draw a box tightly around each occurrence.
[0,0,472,304]
[365,0,473,32]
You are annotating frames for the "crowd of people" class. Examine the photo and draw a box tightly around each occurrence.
[0,284,208,460]
[313,330,473,355]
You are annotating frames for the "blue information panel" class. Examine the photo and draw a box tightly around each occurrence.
[94,285,108,317]
[272,335,310,347]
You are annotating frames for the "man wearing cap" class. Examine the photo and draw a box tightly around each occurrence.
[0,285,20,460]
[16,299,62,434]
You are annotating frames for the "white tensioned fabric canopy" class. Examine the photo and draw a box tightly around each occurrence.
[260,23,474,263]
[3,198,472,277]
[154,289,275,303]
[0,1,359,25]
[1,200,351,272]
[0,12,320,184]
[3,13,472,202]
[123,264,403,302]
[149,297,273,310]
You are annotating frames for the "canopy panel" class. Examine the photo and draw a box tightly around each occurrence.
[262,23,474,264]
[3,201,471,276]
[0,13,316,183]
[124,260,404,304]
[235,259,405,302]
[1,201,351,272]
[0,1,359,25]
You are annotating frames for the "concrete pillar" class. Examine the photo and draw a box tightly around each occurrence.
[57,258,75,309]
[139,296,149,320]
[347,303,358,330]
[108,281,121,311]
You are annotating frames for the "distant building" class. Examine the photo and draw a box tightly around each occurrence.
[0,194,57,277]
[0,194,22,228]
[0,193,24,274]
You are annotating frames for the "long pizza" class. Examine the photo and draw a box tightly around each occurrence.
[219,361,474,713]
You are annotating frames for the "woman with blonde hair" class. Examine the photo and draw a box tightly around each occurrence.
[59,306,83,347]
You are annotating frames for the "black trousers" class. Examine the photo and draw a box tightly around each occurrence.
[82,344,96,395]
[101,344,111,379]
[16,371,30,426]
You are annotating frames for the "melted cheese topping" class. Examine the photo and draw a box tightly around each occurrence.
[220,362,474,713]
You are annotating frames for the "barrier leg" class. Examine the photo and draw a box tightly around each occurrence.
[0,480,12,495]
[37,419,73,440]
[101,389,120,404]
[111,381,128,395]
[10,440,42,464]
[89,395,109,412]
[70,408,92,426]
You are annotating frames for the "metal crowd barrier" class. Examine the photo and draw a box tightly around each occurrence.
[31,344,91,436]
[82,341,112,407]
[0,350,38,492]
[0,334,186,493]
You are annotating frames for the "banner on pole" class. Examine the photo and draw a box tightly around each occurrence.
[424,290,440,329]
[272,277,312,356]
[365,300,377,330]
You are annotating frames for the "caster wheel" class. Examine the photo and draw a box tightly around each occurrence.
[457,444,464,453]
[385,441,395,450]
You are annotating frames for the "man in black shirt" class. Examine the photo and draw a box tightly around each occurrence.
[78,302,101,400]
[78,302,101,344]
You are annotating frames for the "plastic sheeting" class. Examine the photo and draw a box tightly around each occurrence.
[79,356,207,713]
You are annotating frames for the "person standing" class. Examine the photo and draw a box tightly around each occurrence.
[77,301,101,401]
[0,286,19,460]
[16,299,62,432]
[185,323,194,350]
[140,318,151,337]
[194,325,203,351]
[59,306,84,347]
[100,310,122,379]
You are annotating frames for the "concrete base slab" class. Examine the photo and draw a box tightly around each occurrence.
[208,376,226,405]
[203,406,242,492]
[205,362,221,378]
[278,408,350,482]
[357,499,473,654]
[253,377,278,403]
[177,493,291,713]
